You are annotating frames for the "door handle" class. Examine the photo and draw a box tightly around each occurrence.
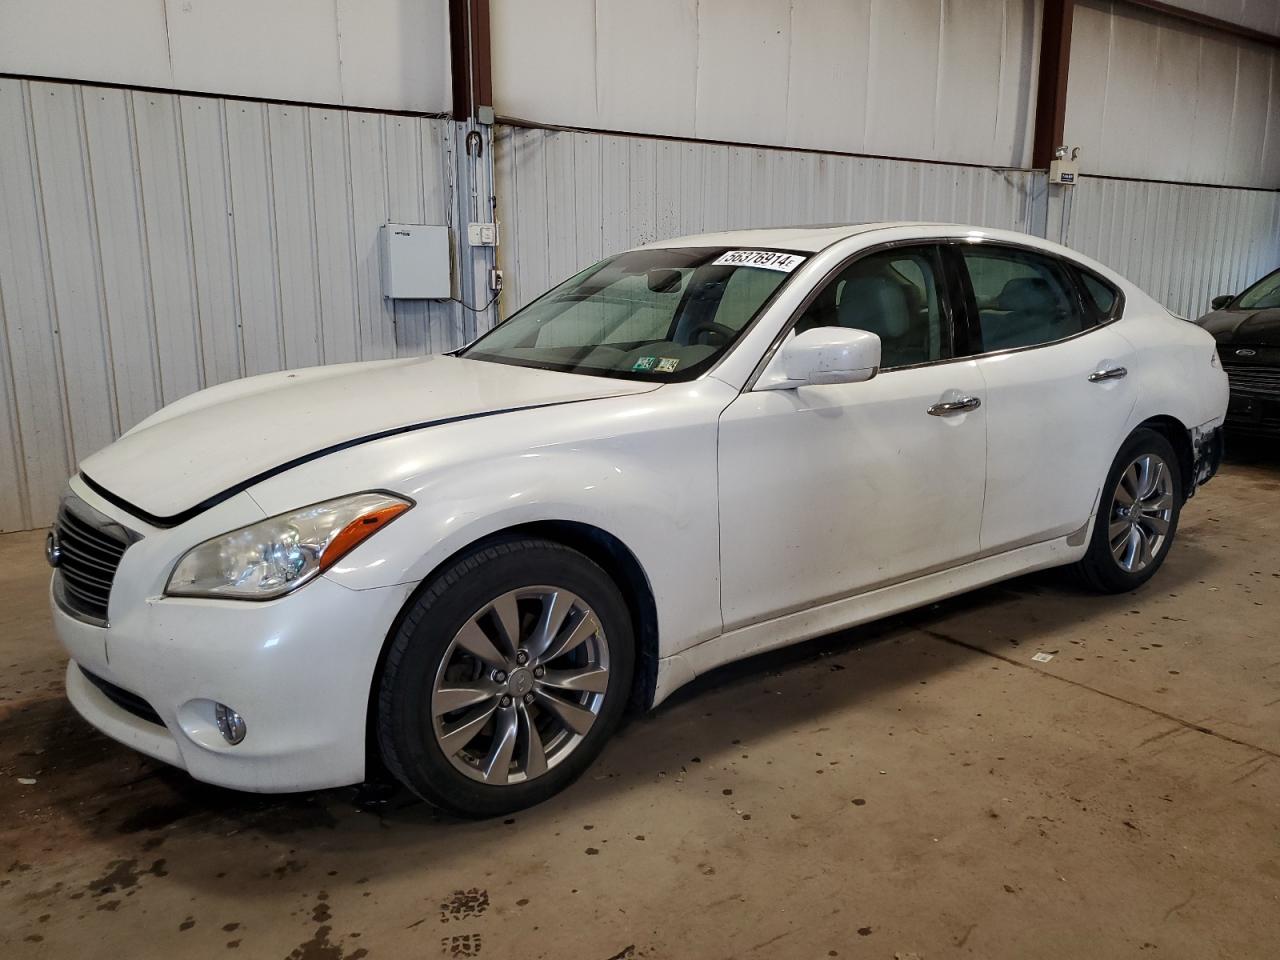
[1088,366,1128,382]
[928,396,981,416]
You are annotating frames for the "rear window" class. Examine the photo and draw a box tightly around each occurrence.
[960,245,1091,352]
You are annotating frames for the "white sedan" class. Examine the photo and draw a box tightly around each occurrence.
[49,223,1227,815]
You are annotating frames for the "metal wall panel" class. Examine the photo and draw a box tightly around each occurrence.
[0,78,473,532]
[1060,177,1280,319]
[1066,1,1280,188]
[493,124,1046,314]
[1155,0,1280,37]
[491,0,1040,168]
[1,0,452,115]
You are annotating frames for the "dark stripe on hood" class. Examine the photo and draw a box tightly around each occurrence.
[80,400,580,529]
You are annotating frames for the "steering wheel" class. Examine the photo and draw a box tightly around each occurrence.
[685,321,737,347]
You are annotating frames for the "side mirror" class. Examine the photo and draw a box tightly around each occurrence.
[756,327,881,390]
[1210,294,1234,310]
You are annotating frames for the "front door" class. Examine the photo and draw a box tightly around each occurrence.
[717,244,988,631]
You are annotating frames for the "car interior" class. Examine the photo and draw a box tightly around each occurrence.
[794,250,945,367]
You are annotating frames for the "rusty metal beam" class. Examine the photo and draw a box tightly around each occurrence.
[448,0,494,121]
[1032,0,1076,170]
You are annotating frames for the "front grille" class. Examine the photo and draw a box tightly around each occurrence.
[1222,362,1280,399]
[79,666,164,727]
[54,497,136,624]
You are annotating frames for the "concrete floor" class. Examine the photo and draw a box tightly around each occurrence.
[2,454,1278,960]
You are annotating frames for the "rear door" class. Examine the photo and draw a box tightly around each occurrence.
[950,242,1137,553]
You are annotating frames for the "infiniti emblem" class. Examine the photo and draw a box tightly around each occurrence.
[1236,348,1257,357]
[45,529,62,568]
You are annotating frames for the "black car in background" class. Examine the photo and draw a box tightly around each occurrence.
[1198,267,1280,437]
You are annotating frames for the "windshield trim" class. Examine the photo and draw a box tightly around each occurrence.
[460,246,811,382]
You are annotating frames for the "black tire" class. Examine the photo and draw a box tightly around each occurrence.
[376,537,634,817]
[1076,427,1183,593]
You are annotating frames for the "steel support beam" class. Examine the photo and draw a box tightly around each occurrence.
[448,0,494,121]
[1032,0,1076,170]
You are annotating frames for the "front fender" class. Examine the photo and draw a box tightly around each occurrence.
[245,384,734,658]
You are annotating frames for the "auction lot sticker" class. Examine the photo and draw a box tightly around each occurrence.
[712,250,806,272]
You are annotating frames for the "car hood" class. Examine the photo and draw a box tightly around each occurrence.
[80,355,659,526]
[1197,307,1280,345]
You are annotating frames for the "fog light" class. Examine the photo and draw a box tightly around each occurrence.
[214,703,247,745]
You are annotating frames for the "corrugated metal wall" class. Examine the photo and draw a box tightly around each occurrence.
[1060,177,1280,319]
[493,124,1047,313]
[0,78,472,533]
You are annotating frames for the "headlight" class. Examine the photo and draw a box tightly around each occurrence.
[165,492,412,600]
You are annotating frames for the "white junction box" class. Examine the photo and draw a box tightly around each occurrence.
[1049,156,1080,186]
[468,222,499,247]
[381,223,451,299]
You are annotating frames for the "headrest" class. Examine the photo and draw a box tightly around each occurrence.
[838,276,911,338]
[997,277,1054,312]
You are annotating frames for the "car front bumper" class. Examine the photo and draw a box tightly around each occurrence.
[52,571,414,793]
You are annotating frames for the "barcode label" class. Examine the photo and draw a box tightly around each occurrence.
[712,250,806,272]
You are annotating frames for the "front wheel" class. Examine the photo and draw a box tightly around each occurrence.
[1076,428,1183,593]
[376,537,634,817]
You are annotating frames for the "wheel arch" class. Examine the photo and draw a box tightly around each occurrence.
[1134,414,1194,501]
[363,520,660,781]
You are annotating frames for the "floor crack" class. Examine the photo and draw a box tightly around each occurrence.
[920,629,1280,762]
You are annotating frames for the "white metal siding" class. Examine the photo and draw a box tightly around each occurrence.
[491,0,1041,168]
[1060,176,1280,319]
[1066,0,1280,188]
[1154,0,1280,37]
[0,0,452,115]
[493,124,1046,314]
[0,78,469,532]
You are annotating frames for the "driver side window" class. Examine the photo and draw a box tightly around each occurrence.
[793,246,950,369]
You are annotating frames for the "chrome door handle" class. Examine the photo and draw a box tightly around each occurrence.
[928,396,981,416]
[1088,366,1128,382]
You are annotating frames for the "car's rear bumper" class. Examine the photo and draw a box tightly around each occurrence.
[1191,421,1225,490]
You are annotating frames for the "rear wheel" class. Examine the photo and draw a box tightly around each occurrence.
[376,537,634,817]
[1076,428,1182,593]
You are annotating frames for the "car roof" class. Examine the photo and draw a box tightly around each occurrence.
[636,222,922,253]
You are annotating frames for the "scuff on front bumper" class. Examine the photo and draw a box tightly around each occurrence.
[1189,422,1224,496]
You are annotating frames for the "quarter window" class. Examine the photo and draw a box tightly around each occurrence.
[960,246,1090,351]
[1079,271,1120,319]
[794,246,949,368]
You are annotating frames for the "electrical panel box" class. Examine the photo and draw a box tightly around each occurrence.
[381,223,451,299]
[1048,157,1080,186]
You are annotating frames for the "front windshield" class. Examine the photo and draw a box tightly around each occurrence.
[460,247,806,380]
[1235,268,1280,310]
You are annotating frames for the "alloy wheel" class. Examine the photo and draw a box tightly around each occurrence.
[430,586,610,785]
[1108,453,1174,573]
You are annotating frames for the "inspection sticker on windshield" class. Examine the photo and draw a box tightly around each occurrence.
[713,250,806,272]
[632,357,657,372]
[655,358,679,373]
